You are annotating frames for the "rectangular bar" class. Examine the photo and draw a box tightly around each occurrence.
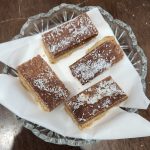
[65,76,127,129]
[17,55,70,111]
[70,36,124,85]
[42,13,98,63]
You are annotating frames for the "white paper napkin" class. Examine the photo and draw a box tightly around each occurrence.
[0,8,150,139]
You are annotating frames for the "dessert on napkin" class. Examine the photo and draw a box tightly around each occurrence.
[0,7,149,139]
[70,36,124,85]
[17,55,69,111]
[16,11,145,130]
[65,76,128,129]
[42,13,98,63]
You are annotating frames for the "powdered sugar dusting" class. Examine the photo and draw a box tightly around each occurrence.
[33,73,68,98]
[34,78,49,91]
[18,55,70,110]
[70,41,124,84]
[72,58,111,84]
[101,99,111,108]
[78,116,86,122]
[71,78,124,110]
[42,13,98,56]
[67,77,127,123]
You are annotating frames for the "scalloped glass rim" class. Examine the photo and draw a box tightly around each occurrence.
[13,3,148,146]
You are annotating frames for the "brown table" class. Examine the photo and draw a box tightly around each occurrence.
[0,0,150,150]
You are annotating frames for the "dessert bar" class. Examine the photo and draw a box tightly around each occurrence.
[70,36,124,84]
[42,13,98,63]
[65,76,127,129]
[17,55,69,111]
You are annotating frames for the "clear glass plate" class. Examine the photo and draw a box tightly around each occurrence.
[13,3,147,146]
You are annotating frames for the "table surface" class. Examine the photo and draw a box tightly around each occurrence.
[0,0,150,150]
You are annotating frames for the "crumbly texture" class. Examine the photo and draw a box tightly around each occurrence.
[42,13,98,62]
[65,76,128,129]
[17,55,70,111]
[70,36,124,85]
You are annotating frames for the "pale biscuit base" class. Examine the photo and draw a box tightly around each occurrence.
[86,36,120,54]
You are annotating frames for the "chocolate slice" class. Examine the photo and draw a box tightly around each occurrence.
[65,76,127,129]
[42,13,98,62]
[70,36,124,85]
[17,55,69,111]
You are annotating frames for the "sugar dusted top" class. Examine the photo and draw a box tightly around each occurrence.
[70,39,124,84]
[66,76,127,124]
[42,13,98,57]
[17,55,69,110]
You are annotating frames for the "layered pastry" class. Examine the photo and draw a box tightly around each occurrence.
[42,13,98,63]
[17,55,69,111]
[70,36,124,85]
[65,76,127,129]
